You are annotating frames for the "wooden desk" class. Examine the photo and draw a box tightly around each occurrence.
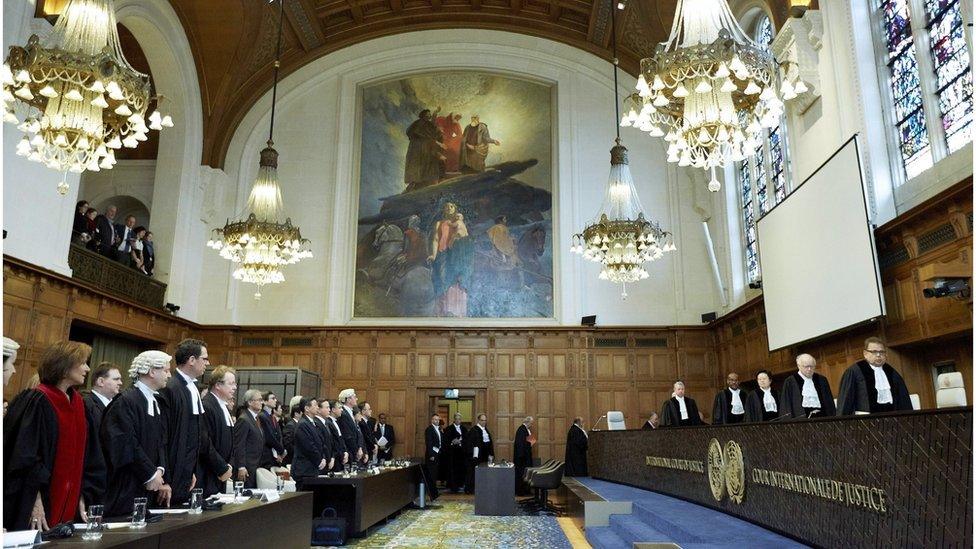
[49,492,312,548]
[300,464,421,537]
[474,464,516,516]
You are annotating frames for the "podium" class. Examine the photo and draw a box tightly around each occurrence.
[474,464,516,516]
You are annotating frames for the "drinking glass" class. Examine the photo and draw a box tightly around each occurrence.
[82,504,104,540]
[130,497,147,528]
[234,481,244,503]
[275,476,284,494]
[189,488,204,514]
[488,455,494,466]
[344,463,352,476]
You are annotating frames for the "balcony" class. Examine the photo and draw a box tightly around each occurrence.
[67,244,167,309]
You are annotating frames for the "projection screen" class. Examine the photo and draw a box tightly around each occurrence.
[756,136,884,351]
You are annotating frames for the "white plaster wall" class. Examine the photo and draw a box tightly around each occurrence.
[196,30,727,327]
[79,159,157,214]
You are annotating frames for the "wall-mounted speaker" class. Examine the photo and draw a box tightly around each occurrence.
[701,312,717,323]
[581,315,597,326]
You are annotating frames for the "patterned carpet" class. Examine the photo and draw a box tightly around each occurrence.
[331,500,573,548]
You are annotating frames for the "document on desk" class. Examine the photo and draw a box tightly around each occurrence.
[2,530,40,548]
[151,509,189,514]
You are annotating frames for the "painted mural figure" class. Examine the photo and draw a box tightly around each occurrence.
[435,112,464,174]
[404,109,446,191]
[365,220,404,284]
[460,115,501,173]
[428,203,473,317]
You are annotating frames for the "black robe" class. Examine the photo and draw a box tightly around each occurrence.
[375,422,396,461]
[660,397,703,427]
[712,388,749,425]
[157,373,205,504]
[513,424,533,495]
[564,424,588,477]
[101,386,167,518]
[338,407,361,458]
[837,361,913,415]
[82,392,110,505]
[443,423,467,491]
[745,388,781,422]
[464,425,494,494]
[641,420,657,430]
[3,389,104,530]
[281,418,299,465]
[359,418,377,461]
[325,417,346,472]
[779,373,836,419]
[424,425,442,500]
[199,393,233,497]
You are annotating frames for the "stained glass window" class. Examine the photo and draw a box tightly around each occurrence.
[877,0,932,178]
[739,161,759,283]
[754,140,768,214]
[923,0,972,152]
[769,126,787,202]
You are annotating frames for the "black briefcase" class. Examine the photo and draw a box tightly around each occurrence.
[311,507,346,546]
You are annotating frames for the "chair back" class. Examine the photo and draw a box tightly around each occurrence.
[256,467,278,490]
[936,372,967,408]
[607,411,626,430]
[909,393,921,410]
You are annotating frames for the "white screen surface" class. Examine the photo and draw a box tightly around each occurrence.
[757,137,884,351]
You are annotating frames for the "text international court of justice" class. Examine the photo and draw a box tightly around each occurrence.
[0,0,972,547]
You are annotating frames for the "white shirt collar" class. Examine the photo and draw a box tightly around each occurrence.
[213,393,233,426]
[761,387,777,411]
[176,368,202,415]
[135,380,158,416]
[92,390,112,407]
[870,364,893,404]
[249,408,260,420]
[330,415,342,435]
[675,395,688,419]
[729,388,744,415]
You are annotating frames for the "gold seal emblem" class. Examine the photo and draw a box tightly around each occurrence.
[707,438,726,502]
[724,440,745,504]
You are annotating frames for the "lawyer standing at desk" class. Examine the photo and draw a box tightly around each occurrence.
[837,337,913,415]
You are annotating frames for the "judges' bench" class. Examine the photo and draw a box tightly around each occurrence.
[588,407,972,547]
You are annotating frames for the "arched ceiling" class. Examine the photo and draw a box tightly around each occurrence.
[165,0,793,169]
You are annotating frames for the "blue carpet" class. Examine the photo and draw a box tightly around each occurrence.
[579,478,809,549]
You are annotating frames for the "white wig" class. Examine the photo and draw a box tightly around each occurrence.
[129,350,172,380]
[3,337,20,359]
[338,388,356,402]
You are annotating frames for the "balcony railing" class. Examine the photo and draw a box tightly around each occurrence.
[68,244,166,309]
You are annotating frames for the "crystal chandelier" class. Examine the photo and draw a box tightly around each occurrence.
[2,0,172,194]
[571,3,675,299]
[206,0,311,299]
[620,0,806,192]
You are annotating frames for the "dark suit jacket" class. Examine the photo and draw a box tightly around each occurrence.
[425,424,443,462]
[143,242,155,276]
[281,418,299,465]
[82,392,109,504]
[661,396,704,427]
[95,215,117,255]
[375,422,396,457]
[114,224,133,253]
[465,425,494,463]
[325,417,345,468]
[199,393,233,496]
[292,417,326,480]
[258,410,284,467]
[337,406,361,457]
[359,418,377,458]
[233,410,265,486]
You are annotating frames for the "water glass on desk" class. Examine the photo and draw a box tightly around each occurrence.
[82,504,104,540]
[234,481,244,502]
[131,497,147,528]
[189,488,204,514]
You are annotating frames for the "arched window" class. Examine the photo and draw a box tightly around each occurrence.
[736,12,792,284]
[873,0,971,180]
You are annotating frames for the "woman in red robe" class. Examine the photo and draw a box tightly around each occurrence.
[4,341,99,531]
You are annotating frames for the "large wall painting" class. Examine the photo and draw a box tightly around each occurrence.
[354,72,554,318]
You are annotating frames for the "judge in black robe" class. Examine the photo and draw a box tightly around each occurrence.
[513,418,534,496]
[199,389,234,497]
[712,373,748,425]
[779,355,836,419]
[358,413,378,463]
[423,415,443,500]
[464,416,494,494]
[641,413,660,430]
[375,415,396,462]
[564,418,588,477]
[442,415,467,492]
[660,382,703,427]
[101,381,169,517]
[837,359,912,415]
[157,364,206,505]
[745,371,781,422]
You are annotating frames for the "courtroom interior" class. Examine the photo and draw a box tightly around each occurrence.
[1,0,973,547]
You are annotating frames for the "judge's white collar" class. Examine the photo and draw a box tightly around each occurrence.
[134,380,159,415]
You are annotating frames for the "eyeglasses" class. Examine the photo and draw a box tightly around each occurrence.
[865,350,887,356]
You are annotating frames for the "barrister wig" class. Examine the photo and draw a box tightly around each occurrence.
[129,350,173,380]
[3,336,21,360]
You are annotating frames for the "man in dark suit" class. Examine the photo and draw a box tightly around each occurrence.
[114,214,136,265]
[424,413,443,501]
[199,366,235,496]
[95,206,118,258]
[326,400,349,472]
[158,338,209,505]
[336,388,363,461]
[564,417,589,476]
[259,391,285,468]
[292,398,330,489]
[464,413,494,494]
[233,389,266,488]
[661,381,704,427]
[513,416,534,496]
[374,413,396,461]
[281,401,303,466]
[442,413,466,492]
[358,402,378,463]
[82,362,122,505]
[143,232,155,276]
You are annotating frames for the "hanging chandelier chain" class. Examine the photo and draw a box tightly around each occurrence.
[610,0,620,142]
[268,0,285,144]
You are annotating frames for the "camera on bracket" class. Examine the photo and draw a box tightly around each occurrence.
[919,258,971,300]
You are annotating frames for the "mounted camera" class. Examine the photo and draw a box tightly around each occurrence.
[919,258,971,300]
[922,278,971,299]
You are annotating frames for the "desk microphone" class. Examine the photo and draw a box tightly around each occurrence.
[591,414,607,431]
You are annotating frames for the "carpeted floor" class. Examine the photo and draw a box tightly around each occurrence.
[331,499,574,548]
